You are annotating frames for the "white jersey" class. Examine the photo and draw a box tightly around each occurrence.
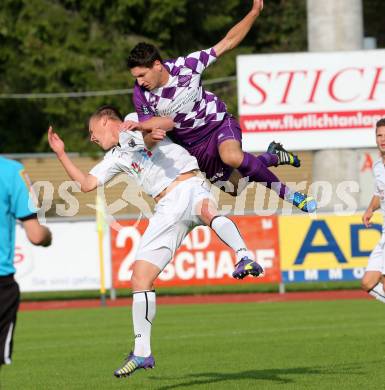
[89,121,199,198]
[373,158,385,231]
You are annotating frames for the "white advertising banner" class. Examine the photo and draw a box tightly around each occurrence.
[237,49,385,151]
[14,221,111,292]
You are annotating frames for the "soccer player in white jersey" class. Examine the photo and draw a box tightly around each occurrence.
[123,0,317,213]
[362,118,385,303]
[47,105,263,378]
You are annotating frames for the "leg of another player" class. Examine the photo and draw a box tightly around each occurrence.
[361,271,385,303]
[218,139,316,213]
[218,139,288,198]
[196,198,263,279]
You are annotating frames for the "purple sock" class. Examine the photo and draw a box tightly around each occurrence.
[259,152,278,167]
[237,152,291,199]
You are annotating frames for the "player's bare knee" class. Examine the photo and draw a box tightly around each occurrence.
[131,260,159,291]
[196,199,218,225]
[221,151,243,168]
[362,271,382,291]
[131,271,153,291]
[131,274,152,291]
[361,277,376,292]
[361,279,371,291]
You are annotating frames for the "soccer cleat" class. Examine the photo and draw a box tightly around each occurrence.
[289,192,317,213]
[267,141,301,167]
[114,352,155,378]
[232,257,264,280]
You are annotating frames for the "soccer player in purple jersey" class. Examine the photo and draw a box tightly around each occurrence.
[123,0,316,213]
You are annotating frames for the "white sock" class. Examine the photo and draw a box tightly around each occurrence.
[132,290,156,357]
[210,216,252,262]
[368,283,385,303]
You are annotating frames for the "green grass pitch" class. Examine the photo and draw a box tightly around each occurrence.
[1,299,385,389]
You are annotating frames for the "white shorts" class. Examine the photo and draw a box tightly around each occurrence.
[136,177,216,270]
[367,236,385,273]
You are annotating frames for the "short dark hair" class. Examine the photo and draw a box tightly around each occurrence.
[90,105,123,123]
[376,118,385,130]
[127,42,163,69]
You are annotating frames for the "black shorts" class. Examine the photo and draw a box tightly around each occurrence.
[0,275,20,365]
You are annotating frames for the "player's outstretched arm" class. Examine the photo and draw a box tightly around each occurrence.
[47,126,98,193]
[362,195,380,227]
[213,0,263,57]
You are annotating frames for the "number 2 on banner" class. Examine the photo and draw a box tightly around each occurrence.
[117,227,142,281]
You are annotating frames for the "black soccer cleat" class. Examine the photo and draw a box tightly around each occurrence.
[267,141,301,167]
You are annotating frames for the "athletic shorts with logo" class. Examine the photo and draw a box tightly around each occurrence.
[136,177,216,270]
